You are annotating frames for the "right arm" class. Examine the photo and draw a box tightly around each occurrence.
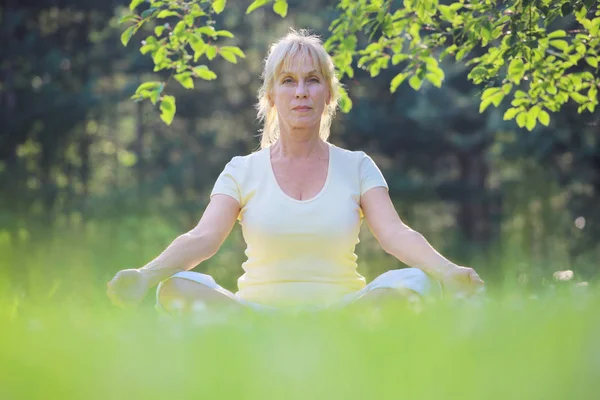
[139,194,240,287]
[106,194,240,307]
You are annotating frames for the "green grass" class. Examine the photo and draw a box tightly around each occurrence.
[1,225,598,399]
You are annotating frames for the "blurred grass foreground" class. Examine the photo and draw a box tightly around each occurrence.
[0,229,599,400]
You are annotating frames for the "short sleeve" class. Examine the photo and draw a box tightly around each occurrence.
[359,152,388,196]
[210,156,242,204]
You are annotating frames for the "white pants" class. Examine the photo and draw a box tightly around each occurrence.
[156,268,442,313]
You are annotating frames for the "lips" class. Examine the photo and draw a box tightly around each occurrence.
[293,106,312,111]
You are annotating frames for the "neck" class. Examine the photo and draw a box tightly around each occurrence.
[273,124,326,159]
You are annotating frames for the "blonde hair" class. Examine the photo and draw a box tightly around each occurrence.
[256,29,341,149]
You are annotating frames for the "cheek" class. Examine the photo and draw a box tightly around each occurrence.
[312,87,327,105]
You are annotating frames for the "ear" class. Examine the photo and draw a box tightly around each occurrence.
[325,89,331,106]
[267,93,274,108]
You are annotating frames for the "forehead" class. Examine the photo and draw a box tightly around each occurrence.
[277,53,322,75]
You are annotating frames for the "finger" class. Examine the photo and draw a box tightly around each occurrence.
[469,271,484,285]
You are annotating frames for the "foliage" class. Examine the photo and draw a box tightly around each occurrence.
[326,0,600,131]
[119,0,251,124]
[121,0,600,130]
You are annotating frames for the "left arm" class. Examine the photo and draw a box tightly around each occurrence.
[361,187,483,289]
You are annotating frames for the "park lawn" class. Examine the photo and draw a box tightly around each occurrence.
[0,284,598,400]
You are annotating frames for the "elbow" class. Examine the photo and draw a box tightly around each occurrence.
[179,231,221,260]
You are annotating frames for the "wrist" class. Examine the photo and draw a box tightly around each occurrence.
[423,261,457,281]
[138,265,184,288]
[137,267,162,288]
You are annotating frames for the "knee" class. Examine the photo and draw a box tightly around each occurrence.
[157,273,216,313]
[385,268,428,280]
[380,268,441,297]
[157,278,196,312]
[156,273,243,314]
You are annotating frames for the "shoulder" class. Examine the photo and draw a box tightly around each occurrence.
[219,147,267,187]
[225,147,266,169]
[329,143,375,166]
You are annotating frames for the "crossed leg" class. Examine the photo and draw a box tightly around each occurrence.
[157,277,247,315]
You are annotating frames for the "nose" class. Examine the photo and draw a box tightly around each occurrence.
[295,80,308,98]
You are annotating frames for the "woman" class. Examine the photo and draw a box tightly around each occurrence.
[106,29,484,314]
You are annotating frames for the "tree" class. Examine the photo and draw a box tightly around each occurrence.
[120,0,599,131]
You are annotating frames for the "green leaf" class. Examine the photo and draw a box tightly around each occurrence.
[508,58,525,82]
[140,7,157,19]
[538,110,550,126]
[130,0,145,12]
[491,92,505,107]
[480,20,492,42]
[345,65,354,79]
[174,73,194,89]
[479,98,493,113]
[480,90,504,112]
[526,114,537,131]
[190,37,206,61]
[119,14,138,24]
[409,75,423,90]
[585,57,598,68]
[482,87,501,101]
[392,54,408,65]
[154,25,165,36]
[220,46,245,58]
[197,26,217,37]
[456,46,470,61]
[438,5,455,21]
[502,83,513,94]
[189,3,207,18]
[570,92,589,104]
[140,43,156,54]
[173,21,186,36]
[469,66,488,83]
[547,30,567,39]
[152,46,167,64]
[184,13,195,27]
[390,72,408,93]
[338,86,353,113]
[206,46,217,60]
[157,10,179,18]
[212,0,226,14]
[426,73,443,88]
[149,85,163,105]
[273,0,288,17]
[246,0,270,14]
[503,107,520,120]
[528,105,541,121]
[193,66,217,80]
[219,48,238,64]
[160,95,176,125]
[215,30,234,38]
[121,26,135,47]
[516,112,527,128]
[135,81,162,94]
[514,90,528,99]
[549,40,569,52]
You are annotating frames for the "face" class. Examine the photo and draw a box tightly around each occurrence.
[269,54,330,131]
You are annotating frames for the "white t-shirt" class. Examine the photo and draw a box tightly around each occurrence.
[210,141,388,308]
